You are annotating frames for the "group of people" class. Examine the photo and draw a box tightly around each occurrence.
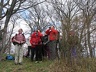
[12,26,59,65]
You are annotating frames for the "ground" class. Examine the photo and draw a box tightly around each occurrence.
[0,57,52,72]
[1,56,96,72]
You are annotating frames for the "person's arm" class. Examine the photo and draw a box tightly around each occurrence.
[74,35,79,45]
[45,29,50,35]
[13,34,20,43]
[21,34,26,44]
[54,30,58,40]
[30,34,33,45]
[30,33,37,45]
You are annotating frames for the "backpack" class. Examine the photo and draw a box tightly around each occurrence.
[6,55,15,60]
[12,36,17,45]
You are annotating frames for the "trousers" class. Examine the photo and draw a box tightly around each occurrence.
[15,44,24,63]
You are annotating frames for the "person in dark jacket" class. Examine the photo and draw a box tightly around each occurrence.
[41,34,49,58]
[67,30,79,58]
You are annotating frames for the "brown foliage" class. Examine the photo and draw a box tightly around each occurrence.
[49,58,96,72]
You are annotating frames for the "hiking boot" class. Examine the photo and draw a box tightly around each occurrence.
[18,63,22,65]
[15,63,18,65]
[39,61,42,63]
[35,61,39,63]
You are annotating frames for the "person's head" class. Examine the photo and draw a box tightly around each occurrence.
[28,36,31,40]
[35,29,38,33]
[37,29,41,32]
[69,30,75,36]
[49,27,51,29]
[48,27,51,32]
[51,26,55,29]
[18,28,23,34]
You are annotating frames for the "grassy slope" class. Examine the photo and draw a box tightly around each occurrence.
[0,57,52,72]
[1,56,96,72]
[49,58,96,72]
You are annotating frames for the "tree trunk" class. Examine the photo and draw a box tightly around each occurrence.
[0,14,11,54]
[0,0,3,18]
[0,0,17,60]
[87,23,92,57]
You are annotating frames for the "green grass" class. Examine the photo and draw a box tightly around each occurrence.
[0,57,53,72]
[1,56,96,72]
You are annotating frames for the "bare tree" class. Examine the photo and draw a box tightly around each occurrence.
[74,0,96,57]
[0,0,46,60]
[0,0,27,56]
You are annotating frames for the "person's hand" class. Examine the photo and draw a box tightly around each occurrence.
[43,43,46,45]
[20,41,25,44]
[16,41,20,44]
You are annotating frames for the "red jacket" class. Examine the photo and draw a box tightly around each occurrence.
[45,28,58,41]
[37,31,43,43]
[30,32,43,48]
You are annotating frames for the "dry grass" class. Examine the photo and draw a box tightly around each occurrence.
[0,56,96,72]
[48,58,96,72]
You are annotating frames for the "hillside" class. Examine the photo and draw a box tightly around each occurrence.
[0,57,52,72]
[0,57,96,72]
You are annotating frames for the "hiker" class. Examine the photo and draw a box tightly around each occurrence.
[45,26,58,60]
[36,30,43,62]
[67,30,79,58]
[41,34,49,59]
[25,36,32,57]
[30,30,37,62]
[12,28,26,65]
[30,29,43,62]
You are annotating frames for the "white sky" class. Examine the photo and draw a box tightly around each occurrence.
[8,19,31,38]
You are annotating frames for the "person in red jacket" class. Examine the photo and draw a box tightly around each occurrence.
[45,26,58,60]
[30,30,38,62]
[30,29,43,62]
[36,30,43,62]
